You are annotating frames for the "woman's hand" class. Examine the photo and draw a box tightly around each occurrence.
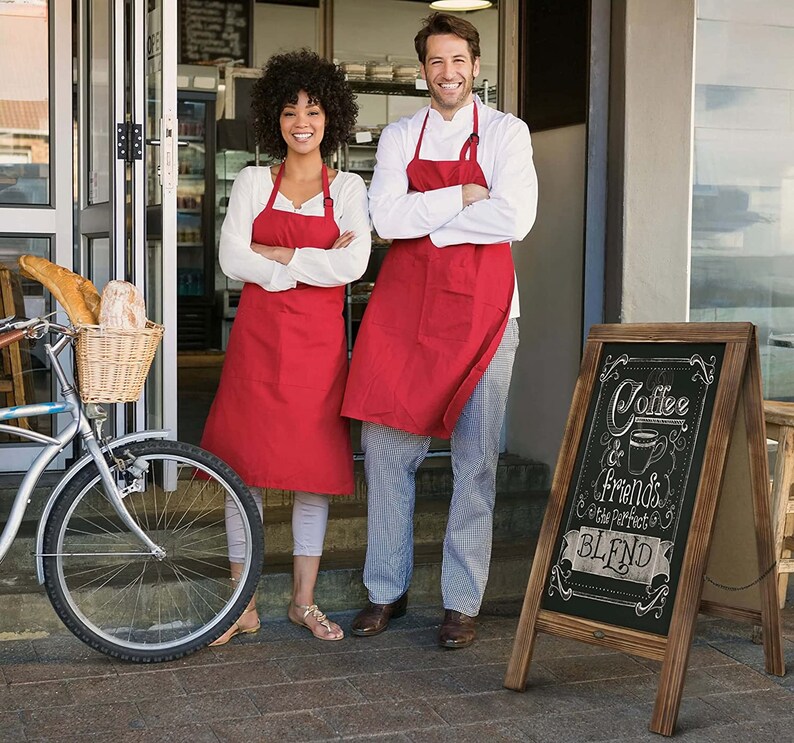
[251,242,295,265]
[331,231,355,250]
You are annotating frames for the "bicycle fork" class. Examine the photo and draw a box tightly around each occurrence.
[82,435,167,560]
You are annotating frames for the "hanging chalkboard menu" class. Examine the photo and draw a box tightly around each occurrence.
[505,323,785,737]
[542,343,724,635]
[179,0,252,66]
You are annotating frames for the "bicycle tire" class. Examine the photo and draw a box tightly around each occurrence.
[42,439,263,662]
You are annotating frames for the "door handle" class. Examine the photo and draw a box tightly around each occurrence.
[158,114,178,191]
[146,139,189,147]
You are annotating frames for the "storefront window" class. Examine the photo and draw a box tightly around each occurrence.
[0,237,53,437]
[88,0,109,204]
[691,0,794,399]
[0,0,50,206]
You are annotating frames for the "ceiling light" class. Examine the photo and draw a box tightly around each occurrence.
[429,1,493,11]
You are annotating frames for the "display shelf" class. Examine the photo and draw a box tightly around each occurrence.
[346,78,429,97]
[346,77,496,103]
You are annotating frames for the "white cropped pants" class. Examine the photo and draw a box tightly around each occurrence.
[226,490,329,563]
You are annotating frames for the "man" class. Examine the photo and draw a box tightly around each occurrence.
[342,12,537,648]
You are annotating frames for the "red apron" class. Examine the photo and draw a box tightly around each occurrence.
[201,164,354,495]
[342,105,515,439]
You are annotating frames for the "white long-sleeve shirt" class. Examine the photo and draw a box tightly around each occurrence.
[219,167,371,292]
[368,96,537,318]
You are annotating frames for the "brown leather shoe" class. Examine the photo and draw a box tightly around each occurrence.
[438,610,476,648]
[350,593,408,637]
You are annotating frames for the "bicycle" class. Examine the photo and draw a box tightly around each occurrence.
[0,315,264,662]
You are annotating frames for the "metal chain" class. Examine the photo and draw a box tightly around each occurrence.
[703,562,777,592]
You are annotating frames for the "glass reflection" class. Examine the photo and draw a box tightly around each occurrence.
[0,237,53,437]
[691,1,794,400]
[0,0,50,206]
[88,0,110,204]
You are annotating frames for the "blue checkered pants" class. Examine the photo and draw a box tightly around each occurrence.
[361,319,519,616]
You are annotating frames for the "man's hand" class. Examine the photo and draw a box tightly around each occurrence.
[461,183,490,208]
[251,243,295,265]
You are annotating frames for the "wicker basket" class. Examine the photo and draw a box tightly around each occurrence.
[75,322,164,403]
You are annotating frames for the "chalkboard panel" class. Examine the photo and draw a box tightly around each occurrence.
[179,0,252,66]
[542,343,725,635]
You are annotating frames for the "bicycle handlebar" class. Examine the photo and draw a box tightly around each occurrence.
[0,316,75,343]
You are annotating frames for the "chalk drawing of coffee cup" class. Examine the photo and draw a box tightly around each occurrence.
[628,429,667,475]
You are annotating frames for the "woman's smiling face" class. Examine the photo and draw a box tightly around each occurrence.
[280,90,326,155]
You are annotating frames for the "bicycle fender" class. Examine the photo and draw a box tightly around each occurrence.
[35,430,172,584]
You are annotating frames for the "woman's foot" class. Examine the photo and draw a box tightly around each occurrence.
[288,602,344,641]
[209,607,260,647]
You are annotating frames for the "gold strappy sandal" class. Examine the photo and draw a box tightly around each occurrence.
[209,607,261,647]
[289,602,344,641]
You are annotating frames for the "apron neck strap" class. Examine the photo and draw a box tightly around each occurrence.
[265,163,334,217]
[321,163,334,217]
[413,103,480,162]
[413,110,431,161]
[266,164,285,211]
[459,102,479,161]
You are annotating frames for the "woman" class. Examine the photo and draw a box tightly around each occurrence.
[201,50,370,643]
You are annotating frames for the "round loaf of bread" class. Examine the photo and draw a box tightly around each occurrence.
[98,280,147,329]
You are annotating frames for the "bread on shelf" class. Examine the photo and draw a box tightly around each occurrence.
[366,61,393,80]
[393,64,419,81]
[340,61,366,80]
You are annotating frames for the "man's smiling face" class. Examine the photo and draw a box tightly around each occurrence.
[420,33,480,117]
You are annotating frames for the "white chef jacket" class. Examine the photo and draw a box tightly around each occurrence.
[219,167,371,292]
[368,96,537,318]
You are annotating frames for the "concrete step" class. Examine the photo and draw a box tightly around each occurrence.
[0,454,549,639]
[0,538,536,639]
[0,454,548,524]
[0,489,548,576]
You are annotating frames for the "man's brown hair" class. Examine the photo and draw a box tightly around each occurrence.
[414,12,481,64]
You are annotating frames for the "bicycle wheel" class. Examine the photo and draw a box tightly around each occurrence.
[42,439,263,662]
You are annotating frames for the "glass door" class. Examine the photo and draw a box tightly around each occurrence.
[141,0,177,434]
[76,0,177,438]
[0,0,72,470]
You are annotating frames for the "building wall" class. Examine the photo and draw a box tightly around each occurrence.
[506,124,586,468]
[617,0,695,323]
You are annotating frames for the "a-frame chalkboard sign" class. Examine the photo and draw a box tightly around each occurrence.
[505,323,785,737]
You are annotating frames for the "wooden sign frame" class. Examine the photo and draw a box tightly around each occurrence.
[505,323,784,737]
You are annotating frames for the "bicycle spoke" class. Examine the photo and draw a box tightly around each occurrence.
[171,563,233,601]
[127,563,146,642]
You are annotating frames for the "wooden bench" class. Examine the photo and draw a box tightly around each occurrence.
[763,400,794,608]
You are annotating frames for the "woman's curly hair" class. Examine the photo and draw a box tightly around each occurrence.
[250,50,358,160]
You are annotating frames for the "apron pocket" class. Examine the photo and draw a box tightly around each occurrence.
[420,287,475,342]
[277,310,345,391]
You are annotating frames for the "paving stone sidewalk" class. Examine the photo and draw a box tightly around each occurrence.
[0,601,792,742]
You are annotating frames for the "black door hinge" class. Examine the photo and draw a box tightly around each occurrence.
[116,122,143,163]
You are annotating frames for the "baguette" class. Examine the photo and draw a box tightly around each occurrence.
[18,255,101,325]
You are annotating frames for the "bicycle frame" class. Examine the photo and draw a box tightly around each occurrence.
[0,327,170,578]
